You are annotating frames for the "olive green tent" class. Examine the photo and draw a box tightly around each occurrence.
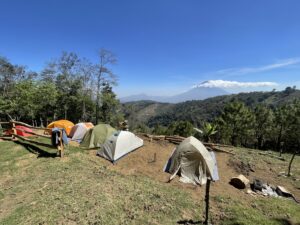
[80,124,117,149]
[164,136,215,185]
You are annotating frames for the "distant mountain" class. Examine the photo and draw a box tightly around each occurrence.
[122,88,300,128]
[120,87,228,103]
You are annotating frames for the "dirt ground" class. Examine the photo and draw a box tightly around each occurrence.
[90,138,300,206]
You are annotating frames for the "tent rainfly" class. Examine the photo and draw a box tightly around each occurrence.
[80,124,116,148]
[69,122,94,141]
[97,131,144,162]
[47,120,74,136]
[5,125,33,137]
[164,136,215,185]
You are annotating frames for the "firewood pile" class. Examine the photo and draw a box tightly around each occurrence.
[137,133,235,155]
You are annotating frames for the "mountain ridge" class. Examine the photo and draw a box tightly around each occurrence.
[120,87,228,103]
[122,88,300,128]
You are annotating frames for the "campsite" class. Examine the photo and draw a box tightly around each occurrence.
[0,130,299,224]
[1,1,300,224]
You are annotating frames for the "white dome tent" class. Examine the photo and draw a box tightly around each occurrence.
[97,131,144,162]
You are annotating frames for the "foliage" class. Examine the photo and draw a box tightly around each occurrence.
[99,82,124,127]
[0,51,124,126]
[216,101,254,146]
[201,122,218,142]
[166,121,195,137]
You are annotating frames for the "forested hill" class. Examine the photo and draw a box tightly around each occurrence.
[122,87,300,128]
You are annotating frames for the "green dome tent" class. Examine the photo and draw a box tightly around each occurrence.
[80,124,116,149]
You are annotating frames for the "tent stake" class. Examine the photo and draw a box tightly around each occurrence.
[204,179,211,225]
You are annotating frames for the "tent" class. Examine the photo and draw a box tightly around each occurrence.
[164,136,215,185]
[97,131,144,162]
[69,122,94,141]
[47,120,74,136]
[5,125,33,137]
[80,124,116,148]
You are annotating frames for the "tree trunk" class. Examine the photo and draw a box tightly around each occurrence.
[276,125,283,151]
[288,151,298,176]
[82,99,86,122]
[257,136,263,149]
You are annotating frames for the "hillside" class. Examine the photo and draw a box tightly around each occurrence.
[0,138,299,224]
[120,87,228,103]
[122,88,300,128]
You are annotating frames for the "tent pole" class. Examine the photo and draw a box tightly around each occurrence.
[204,178,211,225]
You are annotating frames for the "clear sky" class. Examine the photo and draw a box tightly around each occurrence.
[1,0,300,97]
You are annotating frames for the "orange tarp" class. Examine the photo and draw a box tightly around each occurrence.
[47,120,74,136]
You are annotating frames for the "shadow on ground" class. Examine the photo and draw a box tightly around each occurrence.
[14,141,57,158]
[177,219,202,224]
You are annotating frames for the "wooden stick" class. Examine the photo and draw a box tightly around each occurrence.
[203,142,233,148]
[0,136,13,140]
[204,179,211,225]
[0,122,10,125]
[59,129,64,158]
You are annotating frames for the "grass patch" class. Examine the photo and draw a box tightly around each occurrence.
[219,197,300,225]
[0,142,200,225]
[1,141,299,224]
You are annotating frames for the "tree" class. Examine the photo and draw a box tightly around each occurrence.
[34,81,58,125]
[273,105,293,153]
[0,56,26,98]
[12,80,37,122]
[99,82,124,127]
[166,121,195,137]
[78,58,95,121]
[217,101,254,146]
[152,124,167,135]
[94,49,117,124]
[253,105,273,149]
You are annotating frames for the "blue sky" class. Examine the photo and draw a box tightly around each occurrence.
[1,0,300,97]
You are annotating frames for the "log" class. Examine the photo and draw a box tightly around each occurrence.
[152,135,165,140]
[230,174,249,189]
[0,136,13,140]
[202,142,233,148]
[165,135,185,140]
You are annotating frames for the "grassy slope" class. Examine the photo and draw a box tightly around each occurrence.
[0,140,299,225]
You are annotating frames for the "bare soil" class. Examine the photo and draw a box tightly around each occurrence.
[92,138,300,204]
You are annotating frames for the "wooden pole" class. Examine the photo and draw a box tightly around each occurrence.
[12,122,17,140]
[204,179,211,225]
[59,129,64,158]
